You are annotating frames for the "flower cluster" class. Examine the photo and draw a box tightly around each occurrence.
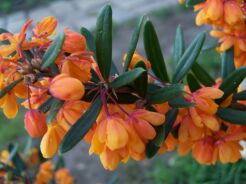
[0,146,74,184]
[180,0,246,67]
[0,4,245,172]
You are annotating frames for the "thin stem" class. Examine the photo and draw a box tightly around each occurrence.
[100,89,110,116]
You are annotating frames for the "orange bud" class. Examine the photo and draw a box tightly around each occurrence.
[63,28,86,53]
[24,110,47,138]
[49,74,85,101]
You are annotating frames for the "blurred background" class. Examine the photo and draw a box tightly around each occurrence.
[0,0,245,183]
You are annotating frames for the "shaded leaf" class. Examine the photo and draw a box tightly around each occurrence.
[59,96,102,153]
[41,33,65,70]
[192,62,215,86]
[80,27,96,53]
[0,78,23,99]
[123,16,145,71]
[186,0,206,6]
[146,109,178,158]
[221,47,235,80]
[216,66,246,104]
[233,90,246,101]
[187,73,201,92]
[95,5,112,80]
[172,32,206,83]
[217,108,246,125]
[109,68,145,89]
[148,84,184,104]
[133,61,147,98]
[169,96,196,108]
[173,25,185,66]
[144,20,169,82]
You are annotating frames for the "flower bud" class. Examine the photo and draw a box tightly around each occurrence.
[24,110,47,138]
[63,28,86,53]
[49,74,85,101]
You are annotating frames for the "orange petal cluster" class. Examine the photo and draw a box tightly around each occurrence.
[181,0,246,67]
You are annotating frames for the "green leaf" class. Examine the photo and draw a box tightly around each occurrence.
[144,20,169,82]
[54,156,65,171]
[8,144,26,175]
[133,61,147,98]
[173,25,185,66]
[59,96,102,153]
[172,32,206,83]
[221,47,235,80]
[153,109,178,147]
[169,96,196,108]
[95,5,112,80]
[217,108,246,125]
[145,142,160,159]
[24,137,33,156]
[80,27,96,53]
[191,62,215,86]
[187,73,201,92]
[46,99,64,123]
[216,66,246,104]
[0,28,8,34]
[41,33,65,70]
[109,68,145,89]
[233,90,246,101]
[202,38,219,51]
[123,16,145,71]
[0,78,23,99]
[185,0,206,6]
[148,84,184,104]
[146,109,178,158]
[38,97,56,113]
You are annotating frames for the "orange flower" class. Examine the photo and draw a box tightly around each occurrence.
[0,74,28,119]
[24,110,47,138]
[124,51,151,70]
[57,100,89,130]
[61,56,92,83]
[40,122,66,158]
[186,87,223,131]
[0,19,33,59]
[55,168,74,184]
[128,109,165,141]
[62,28,86,53]
[49,74,85,101]
[22,79,50,109]
[26,148,40,167]
[33,16,57,38]
[35,161,53,184]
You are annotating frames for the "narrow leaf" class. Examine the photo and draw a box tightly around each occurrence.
[186,0,206,6]
[172,32,206,83]
[134,61,147,98]
[216,66,246,104]
[192,62,215,86]
[217,108,246,125]
[173,25,185,66]
[148,84,184,104]
[80,27,96,53]
[59,97,102,153]
[221,47,235,80]
[109,68,145,89]
[187,73,201,92]
[153,109,178,146]
[41,33,65,70]
[95,5,112,80]
[0,78,23,99]
[233,90,246,101]
[46,99,64,123]
[169,96,196,108]
[144,20,169,82]
[38,97,56,113]
[123,16,145,71]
